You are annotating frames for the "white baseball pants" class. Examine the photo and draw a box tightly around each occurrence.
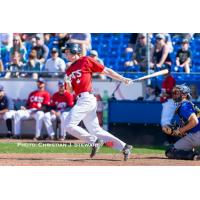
[43,111,69,137]
[3,110,16,120]
[14,109,44,137]
[161,99,177,126]
[64,92,126,151]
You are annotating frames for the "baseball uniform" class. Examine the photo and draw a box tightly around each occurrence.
[14,90,51,137]
[64,56,126,151]
[43,90,74,138]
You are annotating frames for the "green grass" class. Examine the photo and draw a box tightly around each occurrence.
[0,142,166,154]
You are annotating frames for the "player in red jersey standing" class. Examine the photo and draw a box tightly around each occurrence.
[13,78,51,139]
[64,43,133,161]
[160,66,177,144]
[43,80,74,140]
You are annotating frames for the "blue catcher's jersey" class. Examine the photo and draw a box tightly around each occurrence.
[178,101,200,133]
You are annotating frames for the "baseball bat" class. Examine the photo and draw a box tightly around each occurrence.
[132,69,169,82]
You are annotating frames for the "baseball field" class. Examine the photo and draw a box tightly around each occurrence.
[0,139,200,166]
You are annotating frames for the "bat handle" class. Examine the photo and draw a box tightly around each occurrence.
[132,79,140,82]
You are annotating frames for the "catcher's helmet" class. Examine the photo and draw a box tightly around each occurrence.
[175,84,191,95]
[65,43,81,54]
[173,84,191,100]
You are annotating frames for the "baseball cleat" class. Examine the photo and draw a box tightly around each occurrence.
[33,136,43,141]
[90,139,104,158]
[122,144,133,161]
[193,154,200,161]
[46,135,55,140]
[12,135,21,139]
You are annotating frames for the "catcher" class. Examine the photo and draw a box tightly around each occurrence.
[162,84,200,160]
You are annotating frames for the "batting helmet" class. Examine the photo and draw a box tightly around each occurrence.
[65,43,81,54]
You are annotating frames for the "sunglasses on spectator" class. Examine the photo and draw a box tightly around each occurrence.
[13,39,19,41]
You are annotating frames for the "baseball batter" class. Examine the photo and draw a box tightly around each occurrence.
[13,78,51,139]
[43,80,74,140]
[64,43,133,161]
[163,84,200,160]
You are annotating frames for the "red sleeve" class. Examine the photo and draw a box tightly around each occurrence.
[86,56,104,73]
[65,92,74,107]
[42,91,51,105]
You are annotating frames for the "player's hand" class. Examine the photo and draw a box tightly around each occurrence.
[51,110,56,115]
[123,78,133,85]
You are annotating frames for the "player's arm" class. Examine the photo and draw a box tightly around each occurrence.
[64,75,73,93]
[179,113,199,134]
[40,92,51,112]
[0,108,9,114]
[102,67,133,85]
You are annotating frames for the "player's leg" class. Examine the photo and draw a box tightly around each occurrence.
[165,132,200,160]
[3,110,16,135]
[65,98,97,144]
[13,110,30,137]
[32,111,45,138]
[60,112,69,139]
[43,112,56,138]
[83,105,126,151]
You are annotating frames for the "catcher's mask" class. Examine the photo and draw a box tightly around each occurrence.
[172,84,191,103]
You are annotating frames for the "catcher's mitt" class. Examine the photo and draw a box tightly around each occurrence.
[162,125,186,137]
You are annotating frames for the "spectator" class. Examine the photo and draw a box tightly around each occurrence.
[190,84,200,102]
[152,34,172,71]
[175,39,192,73]
[89,50,106,80]
[44,48,66,77]
[10,35,27,63]
[125,33,153,72]
[160,66,177,145]
[0,33,12,66]
[158,33,173,53]
[145,84,159,101]
[0,85,16,138]
[24,49,41,79]
[32,34,49,65]
[5,51,25,79]
[125,33,139,53]
[43,80,74,140]
[68,33,92,55]
[13,78,51,140]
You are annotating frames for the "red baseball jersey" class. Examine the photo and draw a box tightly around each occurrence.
[51,91,74,111]
[66,56,104,95]
[27,90,51,109]
[160,75,176,103]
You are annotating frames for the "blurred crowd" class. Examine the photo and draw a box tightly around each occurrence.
[124,33,194,73]
[0,33,94,79]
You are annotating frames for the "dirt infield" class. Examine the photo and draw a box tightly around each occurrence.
[0,139,200,166]
[0,153,200,166]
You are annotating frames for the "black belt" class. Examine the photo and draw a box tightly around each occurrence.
[77,92,93,98]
